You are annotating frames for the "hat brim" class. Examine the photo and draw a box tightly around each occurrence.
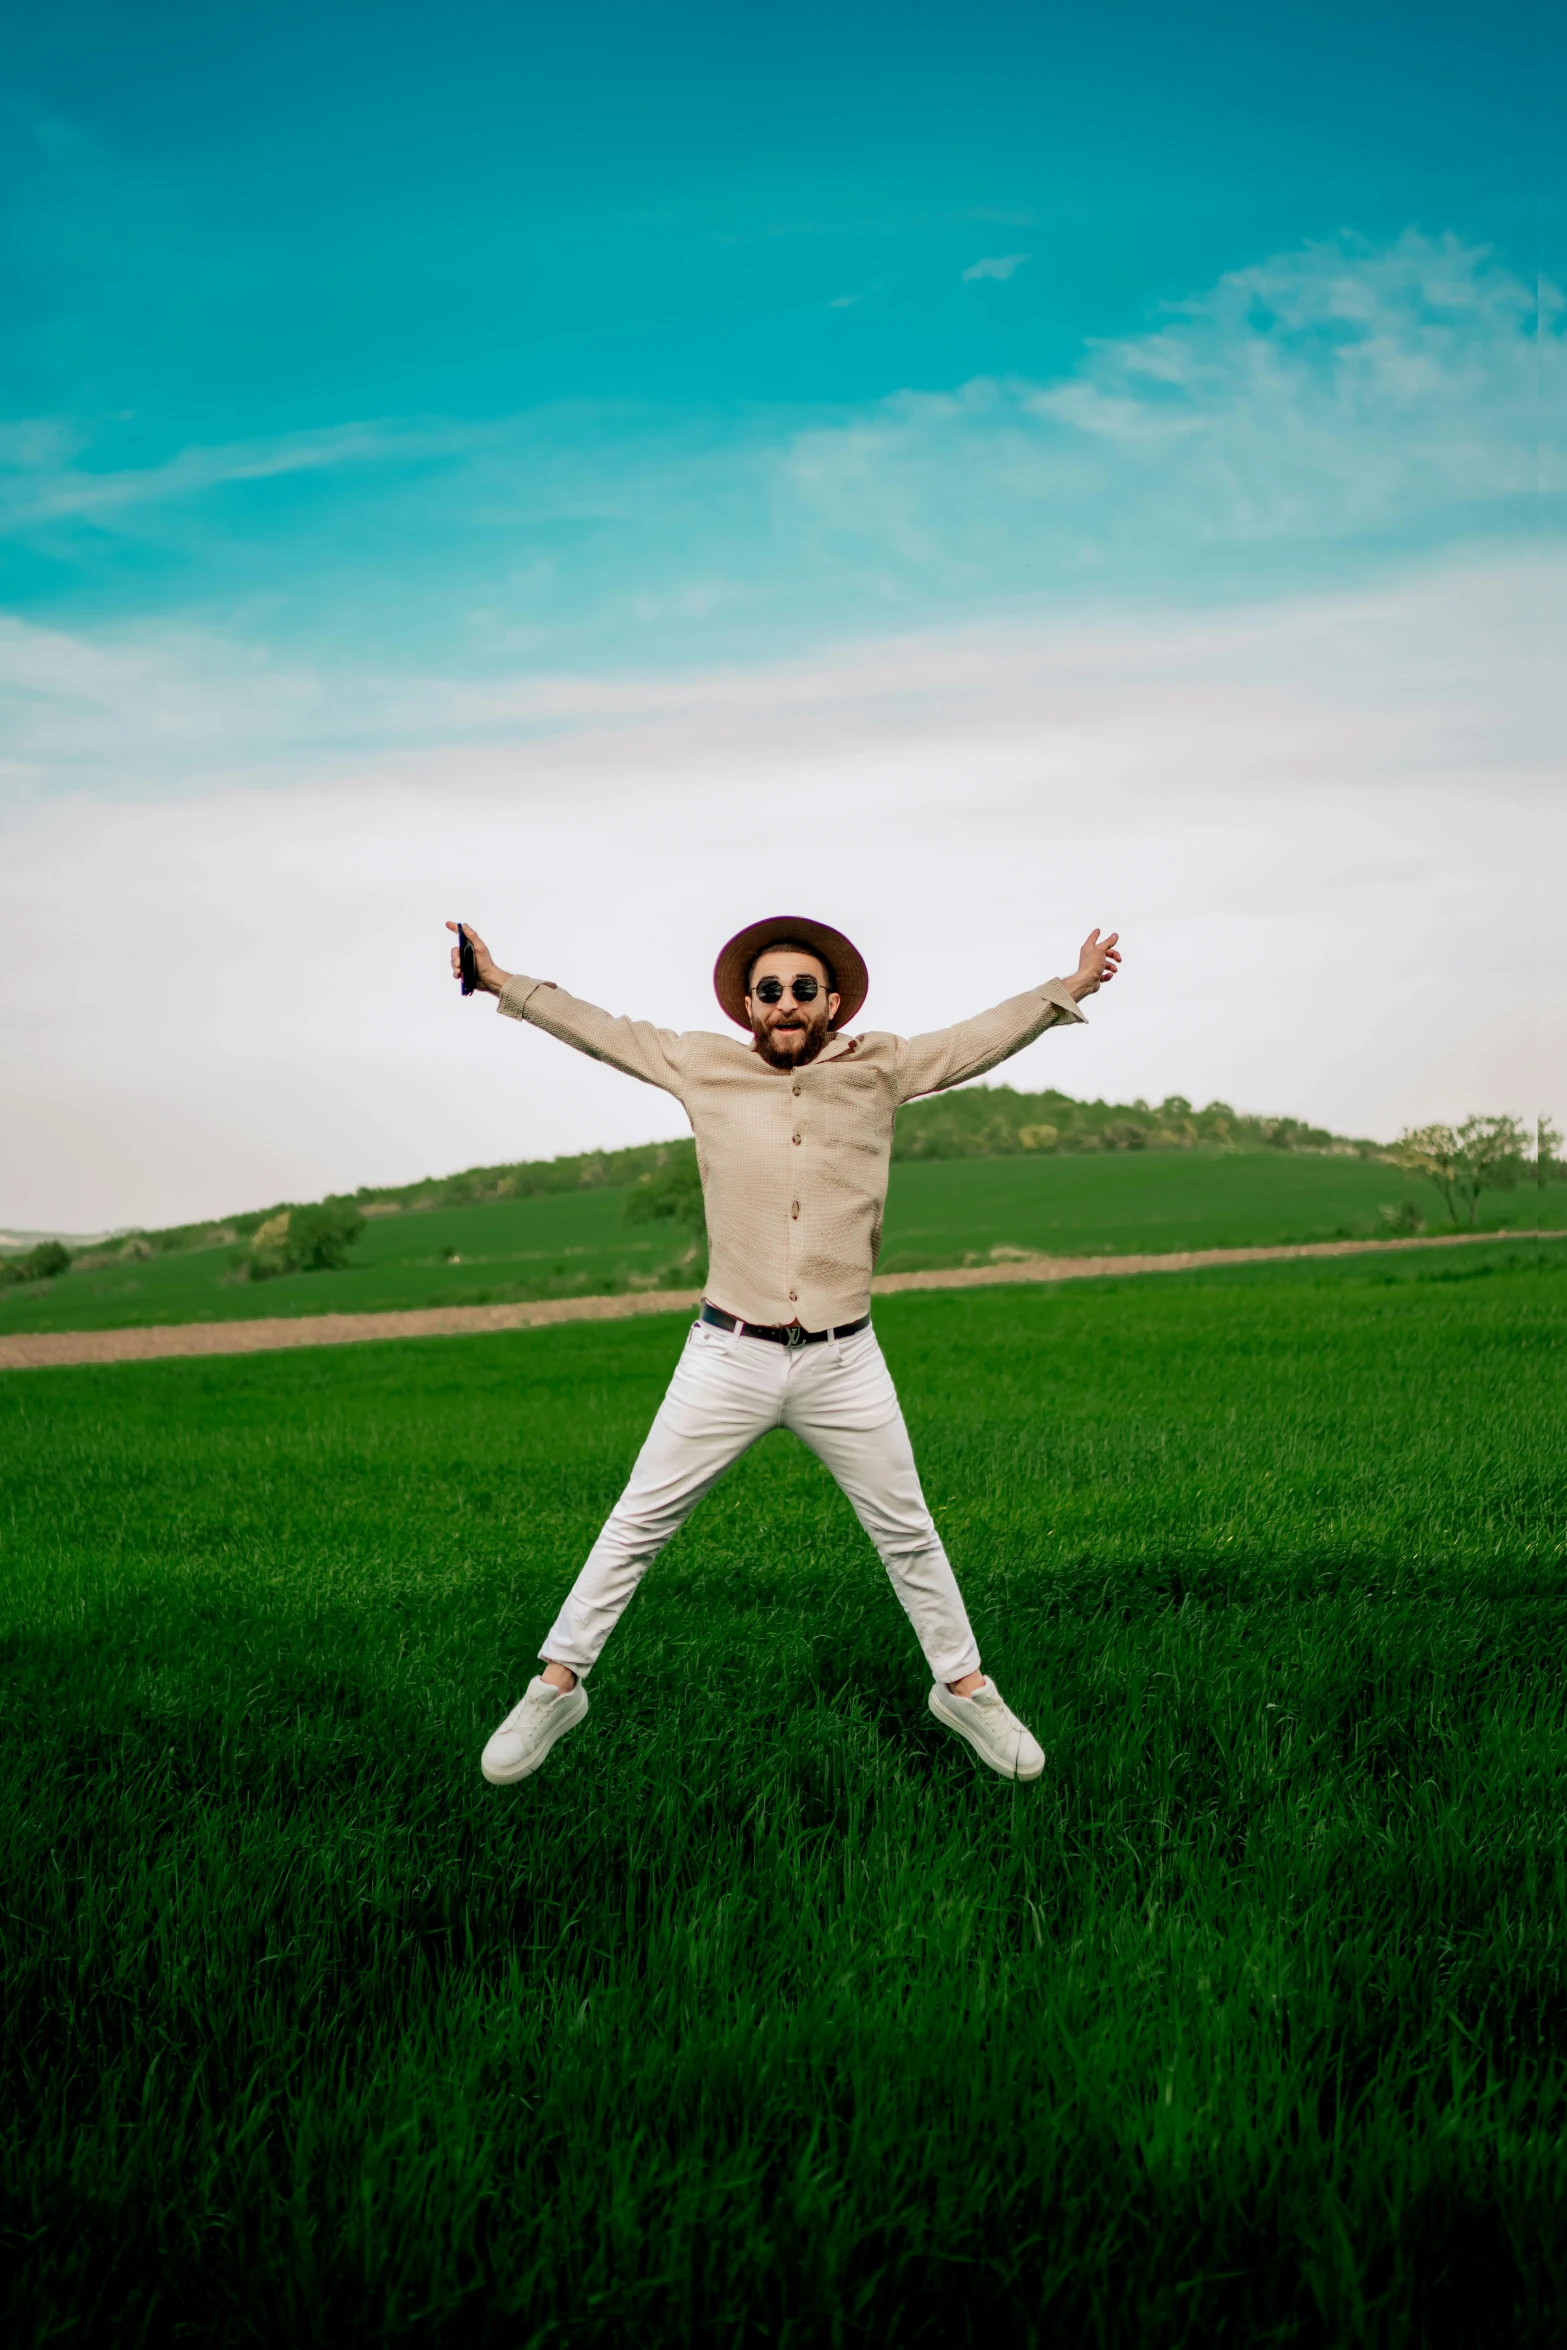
[713,916,869,1031]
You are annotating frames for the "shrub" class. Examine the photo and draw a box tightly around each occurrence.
[240,1203,365,1282]
[287,1202,366,1271]
[0,1240,72,1288]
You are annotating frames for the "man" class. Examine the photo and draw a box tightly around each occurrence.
[447,913,1120,1785]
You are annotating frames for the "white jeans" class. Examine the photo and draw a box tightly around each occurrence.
[540,1318,982,1686]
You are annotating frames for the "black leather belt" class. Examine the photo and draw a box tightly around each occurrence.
[700,1302,871,1348]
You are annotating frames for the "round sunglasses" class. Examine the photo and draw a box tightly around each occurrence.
[753,975,821,1004]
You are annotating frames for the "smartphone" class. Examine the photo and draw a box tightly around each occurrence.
[457,926,479,996]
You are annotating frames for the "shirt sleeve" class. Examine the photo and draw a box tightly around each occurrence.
[496,975,687,1098]
[893,982,1086,1105]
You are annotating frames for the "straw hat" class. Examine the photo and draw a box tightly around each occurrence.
[712,915,869,1031]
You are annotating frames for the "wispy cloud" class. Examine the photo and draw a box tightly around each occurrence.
[0,417,82,472]
[0,233,1554,678]
[1,542,1553,804]
[962,253,1030,282]
[1029,231,1553,511]
[0,418,465,531]
[784,232,1555,586]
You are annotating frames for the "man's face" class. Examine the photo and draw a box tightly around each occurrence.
[745,947,842,1069]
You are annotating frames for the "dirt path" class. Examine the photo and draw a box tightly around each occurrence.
[1,1228,1556,1373]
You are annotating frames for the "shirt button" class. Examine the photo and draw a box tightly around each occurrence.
[790,1201,799,1218]
[792,1083,801,1096]
[792,1132,801,1145]
[788,1289,798,1302]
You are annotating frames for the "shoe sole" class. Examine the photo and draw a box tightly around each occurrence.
[480,1689,589,1785]
[928,1687,1044,1782]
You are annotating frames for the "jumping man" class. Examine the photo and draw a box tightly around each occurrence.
[447,914,1121,1785]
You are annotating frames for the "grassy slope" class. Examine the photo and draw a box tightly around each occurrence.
[2,1145,1558,1335]
[2,1246,1564,2343]
[873,1144,1561,1269]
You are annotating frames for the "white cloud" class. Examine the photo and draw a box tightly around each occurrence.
[0,553,1557,1230]
[962,254,1030,282]
[785,235,1554,586]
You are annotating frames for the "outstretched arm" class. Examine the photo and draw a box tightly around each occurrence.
[894,928,1121,1104]
[446,921,686,1097]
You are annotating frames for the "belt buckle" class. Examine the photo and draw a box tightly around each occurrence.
[784,1322,807,1349]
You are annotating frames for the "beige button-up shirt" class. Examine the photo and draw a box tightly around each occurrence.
[498,974,1085,1329]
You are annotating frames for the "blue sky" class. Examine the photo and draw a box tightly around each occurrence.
[0,0,1558,1228]
[2,0,1546,679]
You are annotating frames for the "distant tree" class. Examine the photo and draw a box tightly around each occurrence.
[1539,1117,1565,1187]
[1386,1126,1460,1222]
[1388,1115,1530,1228]
[1450,1115,1529,1224]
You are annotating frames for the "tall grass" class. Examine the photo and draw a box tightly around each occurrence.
[2,1247,1564,2344]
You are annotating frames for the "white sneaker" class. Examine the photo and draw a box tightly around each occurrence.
[480,1677,589,1784]
[928,1678,1044,1781]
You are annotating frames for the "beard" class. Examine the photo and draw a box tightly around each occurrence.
[750,1003,834,1070]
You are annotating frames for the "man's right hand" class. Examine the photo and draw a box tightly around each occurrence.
[446,920,512,997]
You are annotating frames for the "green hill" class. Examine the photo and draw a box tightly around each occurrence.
[2,1082,1560,1336]
[15,1083,1382,1266]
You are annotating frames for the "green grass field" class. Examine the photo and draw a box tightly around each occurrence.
[3,1244,1564,2344]
[3,1146,1558,1335]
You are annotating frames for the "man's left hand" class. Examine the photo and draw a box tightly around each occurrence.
[1066,928,1121,1001]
